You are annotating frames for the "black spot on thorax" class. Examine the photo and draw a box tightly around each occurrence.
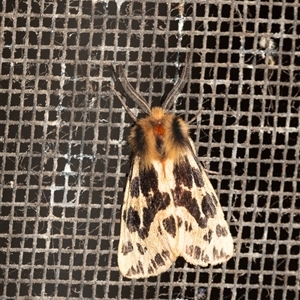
[130,123,145,156]
[155,135,165,157]
[172,117,188,147]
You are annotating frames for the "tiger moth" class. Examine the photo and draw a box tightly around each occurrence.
[111,53,234,279]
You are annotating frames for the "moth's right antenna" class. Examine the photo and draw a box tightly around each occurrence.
[162,52,190,111]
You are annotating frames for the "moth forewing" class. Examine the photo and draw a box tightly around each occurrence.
[175,141,234,266]
[117,156,179,278]
[113,54,233,279]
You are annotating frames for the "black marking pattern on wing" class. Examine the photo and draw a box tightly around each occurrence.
[121,241,134,255]
[140,165,159,196]
[172,156,217,229]
[213,247,230,260]
[146,250,171,275]
[172,185,207,228]
[184,221,193,232]
[186,244,212,262]
[126,260,145,277]
[192,167,204,187]
[136,243,147,255]
[173,156,193,189]
[177,216,183,227]
[130,176,140,198]
[185,245,201,260]
[162,216,176,238]
[201,194,217,218]
[124,207,141,233]
[123,165,171,240]
[216,224,228,237]
[203,229,213,243]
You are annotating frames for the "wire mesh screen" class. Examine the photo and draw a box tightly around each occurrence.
[0,0,299,299]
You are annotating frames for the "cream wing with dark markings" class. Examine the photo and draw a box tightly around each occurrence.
[173,142,234,266]
[113,53,234,279]
[118,143,233,278]
[118,156,180,278]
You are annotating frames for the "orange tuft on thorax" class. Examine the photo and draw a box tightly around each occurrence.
[153,123,165,136]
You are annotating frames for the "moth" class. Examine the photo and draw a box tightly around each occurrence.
[112,53,233,279]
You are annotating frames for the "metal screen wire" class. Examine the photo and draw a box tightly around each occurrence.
[0,0,299,299]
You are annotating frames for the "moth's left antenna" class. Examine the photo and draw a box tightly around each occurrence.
[111,64,151,120]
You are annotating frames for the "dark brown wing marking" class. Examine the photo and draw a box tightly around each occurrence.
[172,156,218,229]
[177,216,183,227]
[130,177,140,198]
[121,241,134,255]
[172,185,207,228]
[203,229,213,243]
[126,260,145,277]
[136,243,147,255]
[201,194,217,218]
[216,224,229,237]
[162,216,176,238]
[129,123,147,156]
[124,165,171,240]
[173,156,193,188]
[192,168,204,187]
[213,247,230,260]
[186,245,201,259]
